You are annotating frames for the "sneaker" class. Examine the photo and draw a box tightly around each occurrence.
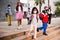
[37,28,39,32]
[8,24,12,26]
[17,25,22,29]
[17,26,21,29]
[43,33,48,36]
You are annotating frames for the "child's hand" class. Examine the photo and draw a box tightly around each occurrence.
[31,14,34,18]
[36,14,38,23]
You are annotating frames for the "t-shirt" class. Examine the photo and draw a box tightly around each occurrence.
[18,6,21,11]
[6,7,12,15]
[31,14,37,24]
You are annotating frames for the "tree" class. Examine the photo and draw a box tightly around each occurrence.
[34,0,45,12]
[54,2,60,15]
[55,2,60,6]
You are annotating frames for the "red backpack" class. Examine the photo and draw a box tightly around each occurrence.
[39,13,44,20]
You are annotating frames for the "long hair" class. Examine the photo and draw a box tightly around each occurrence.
[16,2,23,11]
[31,7,38,14]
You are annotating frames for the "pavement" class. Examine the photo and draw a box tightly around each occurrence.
[0,17,60,29]
[0,17,60,38]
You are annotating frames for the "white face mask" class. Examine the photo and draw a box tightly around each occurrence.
[33,11,37,14]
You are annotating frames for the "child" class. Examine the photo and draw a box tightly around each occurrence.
[37,6,49,35]
[27,8,31,25]
[23,11,27,19]
[27,7,38,40]
[16,2,23,29]
[6,4,12,26]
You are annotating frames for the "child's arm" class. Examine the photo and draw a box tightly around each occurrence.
[36,14,38,22]
[23,13,27,19]
[31,14,34,19]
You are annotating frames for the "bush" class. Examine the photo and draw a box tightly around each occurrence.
[55,2,60,6]
[54,2,60,15]
[55,7,60,15]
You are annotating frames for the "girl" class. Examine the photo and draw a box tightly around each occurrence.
[23,11,27,19]
[16,2,23,29]
[27,7,38,40]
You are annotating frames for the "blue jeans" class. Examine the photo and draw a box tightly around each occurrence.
[37,22,48,33]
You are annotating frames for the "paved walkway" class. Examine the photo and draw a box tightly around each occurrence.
[0,17,60,38]
[0,17,60,29]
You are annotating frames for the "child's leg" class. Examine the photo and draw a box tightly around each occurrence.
[27,24,33,37]
[43,22,48,33]
[37,27,43,30]
[8,15,11,26]
[37,22,44,31]
[9,15,11,25]
[17,19,20,26]
[17,19,23,29]
[9,15,11,26]
[19,19,21,25]
[19,19,23,28]
[34,24,37,39]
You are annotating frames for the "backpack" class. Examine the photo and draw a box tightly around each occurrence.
[39,10,46,20]
[5,9,9,17]
[39,13,44,20]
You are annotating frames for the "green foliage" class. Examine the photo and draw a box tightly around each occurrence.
[54,2,60,15]
[55,2,60,6]
[34,0,45,5]
[55,7,60,14]
[35,0,39,5]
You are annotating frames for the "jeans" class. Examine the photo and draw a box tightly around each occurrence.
[37,22,48,33]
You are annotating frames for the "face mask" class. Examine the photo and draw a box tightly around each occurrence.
[33,11,37,14]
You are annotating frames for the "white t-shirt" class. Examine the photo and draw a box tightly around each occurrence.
[27,13,30,17]
[6,7,12,15]
[31,14,37,24]
[18,6,21,11]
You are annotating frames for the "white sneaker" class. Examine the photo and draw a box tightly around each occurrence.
[17,25,23,29]
[17,26,21,29]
